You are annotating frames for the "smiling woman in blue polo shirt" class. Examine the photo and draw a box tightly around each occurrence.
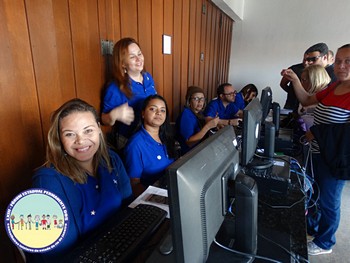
[101,38,157,150]
[124,95,178,196]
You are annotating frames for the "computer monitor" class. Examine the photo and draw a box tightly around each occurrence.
[260,86,272,124]
[241,98,263,166]
[167,126,240,263]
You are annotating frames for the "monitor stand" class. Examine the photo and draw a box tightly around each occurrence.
[208,173,258,262]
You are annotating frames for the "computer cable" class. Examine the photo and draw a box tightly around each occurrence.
[213,238,283,263]
[258,232,308,263]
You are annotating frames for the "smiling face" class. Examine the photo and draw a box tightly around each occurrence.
[60,111,101,169]
[142,98,166,128]
[123,43,144,75]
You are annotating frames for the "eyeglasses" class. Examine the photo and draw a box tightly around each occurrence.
[191,97,205,102]
[223,91,237,96]
[304,55,321,63]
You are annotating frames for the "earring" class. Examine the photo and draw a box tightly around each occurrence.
[123,68,127,73]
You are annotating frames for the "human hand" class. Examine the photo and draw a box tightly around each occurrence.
[230,118,243,127]
[281,69,298,82]
[207,116,220,130]
[114,103,134,125]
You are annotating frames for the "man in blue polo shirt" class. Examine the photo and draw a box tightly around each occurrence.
[204,83,242,128]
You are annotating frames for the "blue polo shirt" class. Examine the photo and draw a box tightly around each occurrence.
[27,149,132,261]
[234,92,246,110]
[176,107,202,154]
[124,126,174,186]
[204,98,239,119]
[102,72,157,137]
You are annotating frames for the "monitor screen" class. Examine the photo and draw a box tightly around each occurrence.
[241,98,262,166]
[167,126,240,263]
[260,86,272,124]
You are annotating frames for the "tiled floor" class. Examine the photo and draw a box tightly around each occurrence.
[309,181,350,263]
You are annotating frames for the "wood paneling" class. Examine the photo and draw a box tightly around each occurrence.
[120,0,138,39]
[70,0,104,108]
[163,0,174,117]
[137,0,152,74]
[25,0,76,138]
[0,0,233,261]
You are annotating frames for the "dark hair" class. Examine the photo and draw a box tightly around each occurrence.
[305,42,329,56]
[240,83,258,97]
[338,44,350,51]
[140,95,178,159]
[217,83,232,97]
[111,37,143,98]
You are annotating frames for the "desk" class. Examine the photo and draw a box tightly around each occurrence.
[145,167,308,263]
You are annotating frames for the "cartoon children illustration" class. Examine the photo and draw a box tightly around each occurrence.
[19,214,25,230]
[26,214,33,230]
[52,215,58,228]
[34,215,40,230]
[41,214,47,230]
[57,219,63,229]
[10,215,16,230]
[46,214,51,230]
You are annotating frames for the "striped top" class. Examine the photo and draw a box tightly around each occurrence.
[311,81,350,152]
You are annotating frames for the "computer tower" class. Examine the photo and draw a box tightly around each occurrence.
[235,173,258,254]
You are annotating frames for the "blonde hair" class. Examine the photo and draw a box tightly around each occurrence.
[45,98,112,184]
[303,64,331,94]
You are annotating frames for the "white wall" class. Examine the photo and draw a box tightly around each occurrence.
[228,0,350,107]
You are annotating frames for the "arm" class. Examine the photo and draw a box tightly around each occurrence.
[281,69,319,106]
[101,102,134,126]
[186,117,219,147]
[109,150,133,202]
[280,75,291,93]
[124,140,145,197]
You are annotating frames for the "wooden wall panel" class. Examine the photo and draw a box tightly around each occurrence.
[0,0,44,199]
[199,0,207,90]
[0,1,44,261]
[207,3,217,99]
[151,0,164,95]
[178,0,190,116]
[137,0,152,75]
[107,0,121,40]
[69,0,104,109]
[187,0,196,86]
[120,0,138,39]
[163,0,174,118]
[202,1,212,96]
[193,0,202,86]
[172,0,183,118]
[25,0,76,137]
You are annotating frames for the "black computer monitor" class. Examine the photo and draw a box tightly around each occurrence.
[241,98,263,166]
[260,86,272,124]
[167,126,240,263]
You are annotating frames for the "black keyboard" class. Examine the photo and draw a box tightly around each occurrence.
[73,204,167,263]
